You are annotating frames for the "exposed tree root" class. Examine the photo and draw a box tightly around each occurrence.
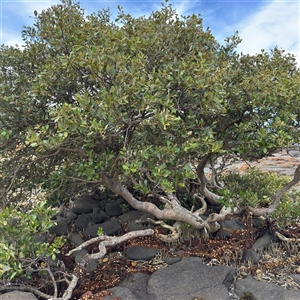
[0,229,154,300]
[148,219,183,243]
[275,231,300,242]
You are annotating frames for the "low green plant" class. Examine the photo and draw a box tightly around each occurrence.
[0,201,65,280]
[271,190,300,227]
[97,227,103,236]
[219,168,300,227]
[184,223,191,228]
[119,203,130,213]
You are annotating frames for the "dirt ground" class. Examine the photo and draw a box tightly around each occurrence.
[28,217,300,300]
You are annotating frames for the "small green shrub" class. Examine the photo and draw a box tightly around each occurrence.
[0,201,65,280]
[119,203,130,213]
[97,227,103,236]
[271,190,300,227]
[219,168,300,227]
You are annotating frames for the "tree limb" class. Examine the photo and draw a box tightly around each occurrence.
[100,174,206,229]
[0,284,54,299]
[196,154,222,205]
[275,231,300,242]
[249,164,300,216]
[148,219,182,243]
[69,229,154,266]
[193,194,207,215]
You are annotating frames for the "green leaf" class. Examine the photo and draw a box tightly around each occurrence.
[1,0,299,244]
[10,271,18,280]
[108,68,116,77]
[183,164,191,171]
[97,227,103,236]
[2,265,11,272]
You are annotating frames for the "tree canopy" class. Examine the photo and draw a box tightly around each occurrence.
[1,0,300,231]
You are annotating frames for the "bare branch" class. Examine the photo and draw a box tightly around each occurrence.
[0,284,53,299]
[77,229,155,266]
[209,159,223,189]
[166,192,181,206]
[46,264,58,298]
[275,231,300,242]
[49,274,79,300]
[196,154,222,205]
[249,164,300,216]
[100,175,205,229]
[204,213,224,233]
[66,235,107,256]
[148,219,182,243]
[269,163,300,210]
[193,194,207,215]
[151,192,172,205]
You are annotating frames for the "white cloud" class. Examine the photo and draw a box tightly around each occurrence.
[236,1,299,64]
[172,0,197,16]
[3,0,55,20]
[1,0,56,46]
[2,0,299,67]
[1,29,23,47]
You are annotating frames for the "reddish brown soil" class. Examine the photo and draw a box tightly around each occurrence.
[27,220,300,300]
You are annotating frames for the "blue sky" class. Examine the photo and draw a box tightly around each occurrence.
[1,0,299,65]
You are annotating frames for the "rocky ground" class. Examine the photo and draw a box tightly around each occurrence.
[1,150,300,300]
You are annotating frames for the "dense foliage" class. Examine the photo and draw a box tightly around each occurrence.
[220,168,300,227]
[0,0,299,221]
[1,1,300,294]
[0,202,65,280]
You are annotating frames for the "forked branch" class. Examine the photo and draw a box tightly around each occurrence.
[249,164,300,216]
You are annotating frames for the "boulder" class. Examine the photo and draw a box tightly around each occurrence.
[71,195,101,214]
[0,291,37,300]
[74,249,89,264]
[125,246,160,261]
[105,199,124,217]
[147,257,235,300]
[243,248,260,264]
[127,223,148,232]
[83,224,104,237]
[69,233,85,247]
[74,213,91,229]
[162,257,182,265]
[74,211,109,230]
[56,216,73,225]
[288,150,300,158]
[33,234,47,243]
[252,233,274,251]
[83,218,122,237]
[234,276,300,300]
[217,219,244,240]
[101,218,123,236]
[90,211,109,224]
[68,233,98,272]
[49,220,68,236]
[65,211,78,223]
[119,210,153,224]
[103,287,138,300]
[85,258,99,273]
[118,272,155,300]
